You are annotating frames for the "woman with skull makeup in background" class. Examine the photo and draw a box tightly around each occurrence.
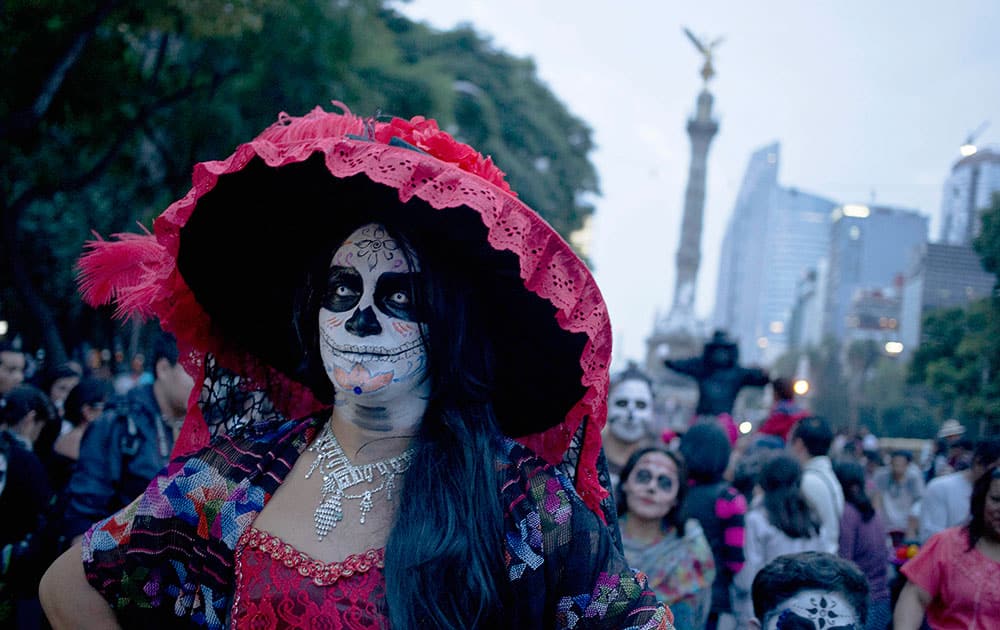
[39,105,674,629]
[604,362,656,488]
[618,447,715,629]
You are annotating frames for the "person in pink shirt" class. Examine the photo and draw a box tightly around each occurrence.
[894,464,1000,629]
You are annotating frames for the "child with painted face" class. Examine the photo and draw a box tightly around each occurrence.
[617,447,716,629]
[750,551,868,630]
[604,362,655,487]
[41,105,675,629]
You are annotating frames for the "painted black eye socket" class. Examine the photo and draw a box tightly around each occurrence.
[633,468,674,492]
[635,400,648,410]
[614,399,629,408]
[322,267,362,312]
[375,272,422,322]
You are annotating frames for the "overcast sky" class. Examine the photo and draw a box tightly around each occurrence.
[400,0,1000,368]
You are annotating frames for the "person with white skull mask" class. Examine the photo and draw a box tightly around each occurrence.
[41,104,675,629]
[604,362,656,488]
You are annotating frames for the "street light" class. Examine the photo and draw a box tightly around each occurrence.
[885,341,904,355]
[793,379,810,396]
[739,421,753,435]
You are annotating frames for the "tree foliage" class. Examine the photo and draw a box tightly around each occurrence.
[909,193,1000,434]
[1,0,597,362]
[775,336,938,439]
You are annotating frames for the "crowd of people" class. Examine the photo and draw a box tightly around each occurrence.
[0,103,996,629]
[602,361,1000,629]
[0,334,194,626]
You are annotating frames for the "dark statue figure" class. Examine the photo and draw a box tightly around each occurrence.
[664,330,769,417]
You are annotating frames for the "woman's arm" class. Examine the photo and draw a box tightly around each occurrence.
[39,543,121,630]
[892,581,931,630]
[733,510,764,592]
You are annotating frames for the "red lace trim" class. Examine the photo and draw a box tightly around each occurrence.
[236,527,384,587]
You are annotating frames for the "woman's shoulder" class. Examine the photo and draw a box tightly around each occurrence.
[682,518,707,541]
[496,438,615,553]
[841,501,862,522]
[925,525,972,555]
[744,505,770,528]
[497,438,584,518]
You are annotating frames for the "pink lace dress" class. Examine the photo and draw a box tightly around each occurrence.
[231,527,387,628]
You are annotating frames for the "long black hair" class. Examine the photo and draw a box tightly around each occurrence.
[834,460,875,523]
[616,446,688,536]
[296,208,507,629]
[758,455,820,539]
[966,464,1000,551]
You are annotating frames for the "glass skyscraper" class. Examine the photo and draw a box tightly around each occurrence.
[713,143,835,364]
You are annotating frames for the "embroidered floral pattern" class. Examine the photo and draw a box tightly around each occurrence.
[352,225,399,271]
[230,528,386,629]
[238,528,384,587]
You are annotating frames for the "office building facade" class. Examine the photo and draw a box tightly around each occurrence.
[900,243,996,354]
[824,205,927,343]
[940,148,1000,245]
[712,143,835,363]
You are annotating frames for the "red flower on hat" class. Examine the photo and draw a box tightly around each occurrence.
[375,116,515,195]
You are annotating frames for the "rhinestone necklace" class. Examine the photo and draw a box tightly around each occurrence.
[304,421,415,541]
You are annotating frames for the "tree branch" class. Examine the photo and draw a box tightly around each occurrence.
[1,0,121,140]
[10,68,237,212]
[146,31,170,88]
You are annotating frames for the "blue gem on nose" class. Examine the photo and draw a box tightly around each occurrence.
[353,386,363,395]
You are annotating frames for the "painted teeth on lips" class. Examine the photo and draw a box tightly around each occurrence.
[330,338,423,358]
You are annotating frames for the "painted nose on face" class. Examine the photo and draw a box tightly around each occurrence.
[345,306,382,337]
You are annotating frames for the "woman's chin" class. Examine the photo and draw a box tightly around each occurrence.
[628,504,669,523]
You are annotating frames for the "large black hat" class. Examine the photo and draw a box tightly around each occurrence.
[78,104,613,514]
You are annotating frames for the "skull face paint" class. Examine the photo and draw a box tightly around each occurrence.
[607,378,654,443]
[319,224,428,405]
[762,590,860,630]
[622,451,680,521]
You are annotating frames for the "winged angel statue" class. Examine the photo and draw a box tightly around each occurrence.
[683,27,724,83]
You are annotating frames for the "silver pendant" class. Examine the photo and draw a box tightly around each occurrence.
[305,422,414,541]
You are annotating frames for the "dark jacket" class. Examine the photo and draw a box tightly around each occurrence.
[680,481,747,614]
[0,430,55,623]
[664,359,769,416]
[62,385,174,539]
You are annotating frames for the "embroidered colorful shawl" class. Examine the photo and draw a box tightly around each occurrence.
[83,415,672,629]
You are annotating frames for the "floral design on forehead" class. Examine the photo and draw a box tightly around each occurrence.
[351,225,401,272]
[774,592,859,630]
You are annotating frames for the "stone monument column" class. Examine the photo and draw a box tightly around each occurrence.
[646,29,722,430]
[673,89,718,320]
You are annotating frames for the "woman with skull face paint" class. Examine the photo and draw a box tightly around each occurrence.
[618,447,716,629]
[604,363,656,488]
[40,105,674,629]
